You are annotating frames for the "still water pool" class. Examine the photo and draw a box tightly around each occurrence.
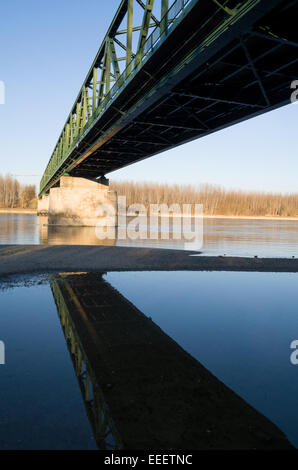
[0,270,297,449]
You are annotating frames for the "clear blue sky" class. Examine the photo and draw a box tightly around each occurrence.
[0,0,297,193]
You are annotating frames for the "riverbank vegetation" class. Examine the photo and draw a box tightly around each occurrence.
[0,174,37,209]
[111,181,298,217]
[1,173,297,217]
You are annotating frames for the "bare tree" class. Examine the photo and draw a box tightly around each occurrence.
[111,180,298,217]
[0,174,36,209]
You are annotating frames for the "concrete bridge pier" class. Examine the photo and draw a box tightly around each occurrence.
[38,176,117,227]
[37,194,49,216]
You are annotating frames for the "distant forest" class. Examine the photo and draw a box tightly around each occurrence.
[0,174,36,209]
[111,181,298,217]
[1,174,297,216]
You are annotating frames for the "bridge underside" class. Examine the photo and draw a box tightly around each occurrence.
[40,0,298,195]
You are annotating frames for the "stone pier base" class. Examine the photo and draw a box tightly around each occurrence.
[37,195,49,216]
[39,176,117,227]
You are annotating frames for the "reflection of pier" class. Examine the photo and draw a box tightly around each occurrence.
[39,217,116,246]
[39,215,196,249]
[51,273,292,450]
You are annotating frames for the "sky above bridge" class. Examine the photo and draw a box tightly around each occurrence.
[0,0,297,194]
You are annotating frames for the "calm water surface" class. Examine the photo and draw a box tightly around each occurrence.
[0,271,297,448]
[1,213,298,257]
[0,282,98,449]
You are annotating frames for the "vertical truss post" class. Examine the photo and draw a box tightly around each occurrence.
[136,0,155,65]
[126,0,133,77]
[70,114,74,145]
[105,40,111,94]
[108,38,120,81]
[65,123,70,150]
[56,133,65,163]
[76,101,80,135]
[92,67,97,114]
[161,0,168,36]
[83,87,88,125]
[98,53,107,107]
[85,86,91,121]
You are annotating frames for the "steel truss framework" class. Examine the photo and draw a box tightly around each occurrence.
[52,279,123,450]
[40,0,298,195]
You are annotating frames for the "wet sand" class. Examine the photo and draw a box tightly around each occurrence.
[0,245,298,278]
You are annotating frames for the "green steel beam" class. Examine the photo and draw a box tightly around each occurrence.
[92,67,97,112]
[126,0,133,76]
[161,0,169,36]
[108,38,121,80]
[115,23,158,34]
[105,42,111,93]
[136,0,155,62]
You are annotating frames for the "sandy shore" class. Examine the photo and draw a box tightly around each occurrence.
[0,245,298,278]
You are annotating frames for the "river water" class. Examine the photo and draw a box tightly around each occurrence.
[1,214,298,449]
[0,213,298,257]
[0,271,297,449]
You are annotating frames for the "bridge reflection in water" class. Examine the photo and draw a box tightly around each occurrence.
[39,215,191,249]
[50,273,292,450]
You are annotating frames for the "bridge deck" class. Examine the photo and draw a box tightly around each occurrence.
[40,0,298,195]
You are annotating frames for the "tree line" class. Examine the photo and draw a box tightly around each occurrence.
[2,174,296,216]
[0,174,36,209]
[110,181,298,217]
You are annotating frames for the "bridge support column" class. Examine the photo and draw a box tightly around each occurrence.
[37,194,49,216]
[47,176,117,227]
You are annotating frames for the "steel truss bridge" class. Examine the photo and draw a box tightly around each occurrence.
[39,0,298,196]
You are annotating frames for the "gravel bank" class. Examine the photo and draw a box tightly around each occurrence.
[0,245,298,278]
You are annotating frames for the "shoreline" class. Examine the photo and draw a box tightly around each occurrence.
[0,208,37,215]
[1,208,298,221]
[203,214,298,221]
